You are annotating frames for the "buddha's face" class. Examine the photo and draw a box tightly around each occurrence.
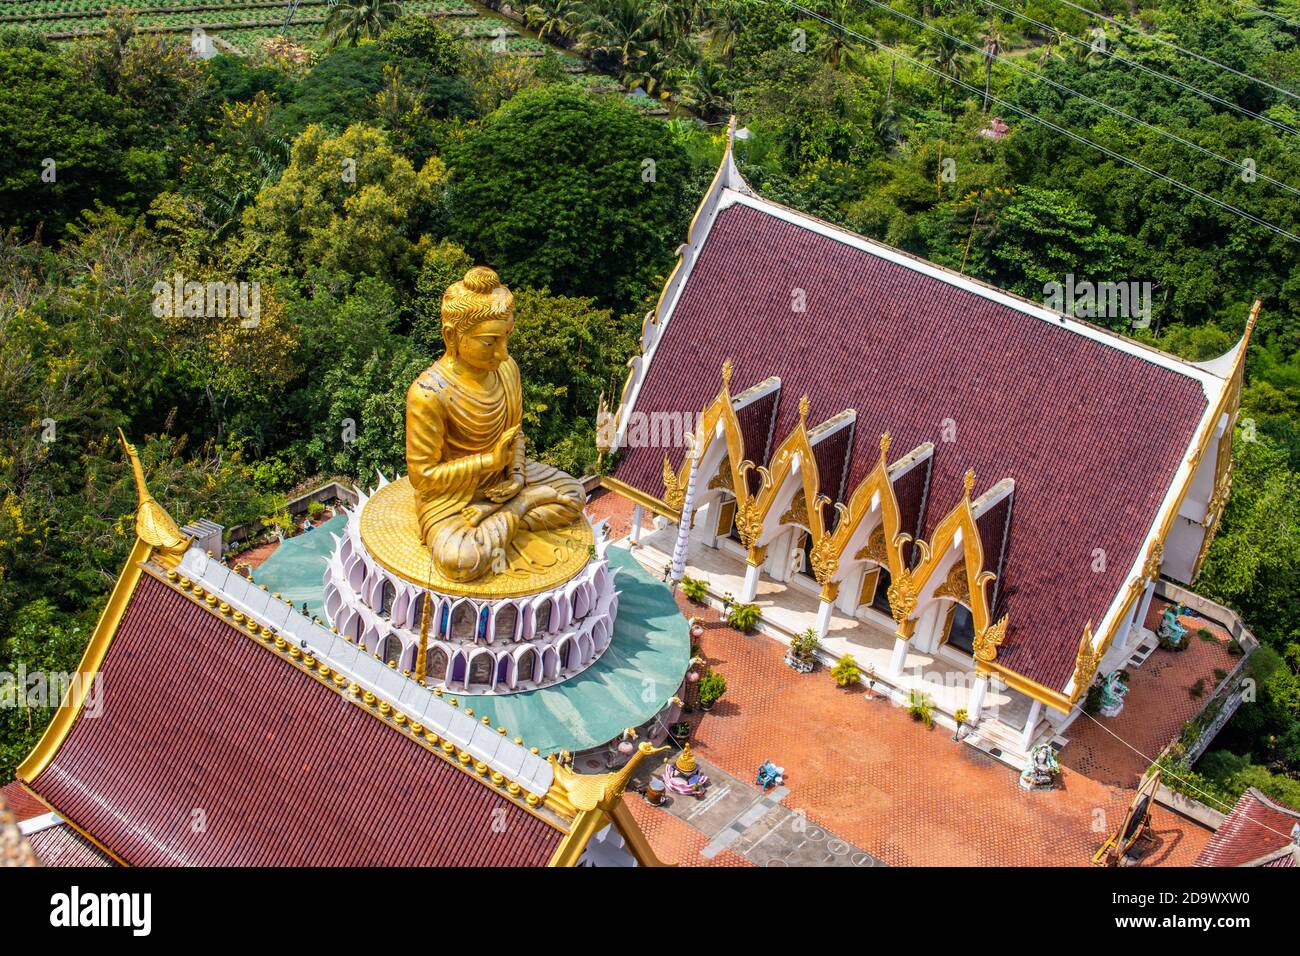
[454,317,513,373]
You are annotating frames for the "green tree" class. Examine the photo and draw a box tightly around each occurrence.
[445,86,690,309]
[238,123,445,287]
[0,47,158,238]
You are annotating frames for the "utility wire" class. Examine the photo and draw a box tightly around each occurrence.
[1070,705,1300,848]
[782,1,1300,244]
[850,0,1300,197]
[978,0,1300,137]
[1231,0,1300,28]
[1052,0,1300,103]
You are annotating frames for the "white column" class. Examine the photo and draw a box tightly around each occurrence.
[1135,580,1157,635]
[668,439,701,585]
[815,599,834,640]
[968,674,989,725]
[629,504,644,545]
[740,560,761,603]
[1020,699,1043,752]
[889,636,908,676]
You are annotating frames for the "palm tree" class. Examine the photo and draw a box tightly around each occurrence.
[980,18,1004,112]
[704,0,748,64]
[678,51,730,121]
[578,0,662,82]
[322,0,403,49]
[524,0,578,42]
[919,32,970,116]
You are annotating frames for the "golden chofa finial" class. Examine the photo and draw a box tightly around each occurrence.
[879,432,891,460]
[963,468,976,498]
[798,395,810,423]
[721,358,733,390]
[117,429,190,566]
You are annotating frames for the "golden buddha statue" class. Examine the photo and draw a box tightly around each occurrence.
[406,266,585,582]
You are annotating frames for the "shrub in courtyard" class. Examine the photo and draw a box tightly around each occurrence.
[908,690,935,728]
[680,575,708,603]
[698,672,727,710]
[831,654,860,687]
[726,601,760,632]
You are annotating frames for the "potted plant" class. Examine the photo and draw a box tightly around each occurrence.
[785,627,819,673]
[831,653,861,687]
[953,707,969,741]
[698,672,727,711]
[689,617,705,640]
[907,689,935,728]
[726,601,760,633]
[681,575,709,603]
[670,720,691,741]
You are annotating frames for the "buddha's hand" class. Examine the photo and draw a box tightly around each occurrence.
[489,425,520,472]
[484,473,525,503]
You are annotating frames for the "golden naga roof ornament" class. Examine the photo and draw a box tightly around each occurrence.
[1070,621,1102,701]
[887,566,919,625]
[879,431,891,461]
[721,357,733,391]
[973,615,1008,663]
[798,394,810,423]
[1142,541,1164,582]
[118,429,189,566]
[549,740,669,814]
[963,468,976,498]
[662,454,685,512]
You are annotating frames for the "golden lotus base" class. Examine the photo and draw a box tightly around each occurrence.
[357,477,594,599]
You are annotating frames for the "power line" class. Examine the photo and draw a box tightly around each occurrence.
[1052,0,1300,104]
[850,0,1300,198]
[1231,0,1300,28]
[978,0,1300,137]
[782,1,1300,243]
[1070,705,1300,848]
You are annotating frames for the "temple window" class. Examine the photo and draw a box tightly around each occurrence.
[380,581,396,616]
[870,567,893,617]
[944,603,976,655]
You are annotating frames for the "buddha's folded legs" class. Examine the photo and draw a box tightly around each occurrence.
[424,460,586,582]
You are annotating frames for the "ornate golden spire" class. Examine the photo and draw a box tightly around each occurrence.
[963,468,976,498]
[721,358,733,391]
[798,394,810,423]
[879,432,891,460]
[118,429,189,566]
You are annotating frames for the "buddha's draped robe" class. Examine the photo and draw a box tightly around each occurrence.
[406,355,584,581]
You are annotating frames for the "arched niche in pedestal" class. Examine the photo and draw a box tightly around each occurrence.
[467,650,493,689]
[450,599,477,641]
[494,603,519,643]
[429,646,449,684]
[378,632,402,667]
[515,647,538,687]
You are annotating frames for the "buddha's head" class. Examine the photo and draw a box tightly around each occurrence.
[441,266,514,373]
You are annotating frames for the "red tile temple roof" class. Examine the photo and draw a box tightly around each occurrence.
[1195,789,1300,867]
[25,575,565,866]
[614,201,1211,690]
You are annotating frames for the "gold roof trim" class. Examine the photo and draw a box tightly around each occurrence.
[118,429,190,566]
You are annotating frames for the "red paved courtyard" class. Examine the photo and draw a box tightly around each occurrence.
[593,487,1212,867]
[635,598,1210,866]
